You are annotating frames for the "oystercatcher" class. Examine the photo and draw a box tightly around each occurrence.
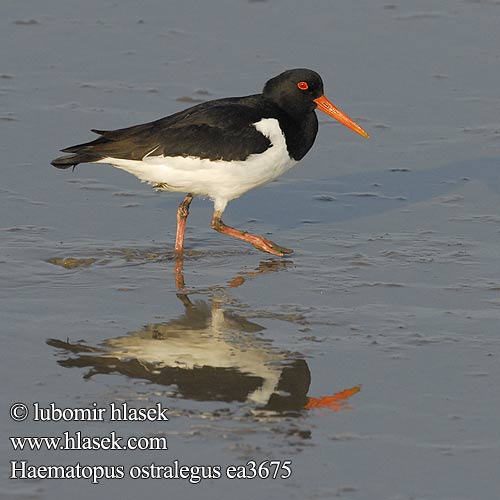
[52,68,369,256]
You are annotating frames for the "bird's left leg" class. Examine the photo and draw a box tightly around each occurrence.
[174,193,193,254]
[211,208,293,257]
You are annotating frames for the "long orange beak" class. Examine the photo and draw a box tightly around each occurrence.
[314,95,370,139]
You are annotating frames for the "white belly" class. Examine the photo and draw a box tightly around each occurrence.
[97,118,297,211]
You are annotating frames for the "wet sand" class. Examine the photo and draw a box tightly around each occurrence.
[2,1,500,499]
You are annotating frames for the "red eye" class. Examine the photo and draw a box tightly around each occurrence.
[297,81,309,90]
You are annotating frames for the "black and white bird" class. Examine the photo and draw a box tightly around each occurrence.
[52,69,369,256]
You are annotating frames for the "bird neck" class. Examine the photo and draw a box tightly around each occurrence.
[279,110,318,161]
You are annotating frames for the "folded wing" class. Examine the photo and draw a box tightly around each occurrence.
[51,98,273,168]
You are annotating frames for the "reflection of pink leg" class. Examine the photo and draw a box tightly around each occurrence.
[174,255,185,290]
[174,194,193,254]
[211,210,293,257]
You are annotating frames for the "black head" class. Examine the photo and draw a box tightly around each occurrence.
[262,68,370,139]
[262,68,324,117]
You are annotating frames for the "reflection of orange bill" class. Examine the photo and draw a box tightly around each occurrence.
[305,385,361,410]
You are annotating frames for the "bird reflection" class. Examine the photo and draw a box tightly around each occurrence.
[48,258,360,414]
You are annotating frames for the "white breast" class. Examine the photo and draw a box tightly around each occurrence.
[97,118,297,212]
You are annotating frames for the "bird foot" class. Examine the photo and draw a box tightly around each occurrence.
[211,214,293,257]
[251,236,293,257]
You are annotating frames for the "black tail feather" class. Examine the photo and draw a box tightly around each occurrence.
[51,152,102,169]
[51,134,110,168]
[51,121,157,169]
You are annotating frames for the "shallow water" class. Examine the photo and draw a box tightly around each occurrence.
[2,1,500,499]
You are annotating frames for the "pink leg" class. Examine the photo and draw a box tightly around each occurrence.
[174,194,193,254]
[211,210,293,257]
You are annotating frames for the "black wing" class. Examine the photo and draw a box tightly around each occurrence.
[51,96,274,169]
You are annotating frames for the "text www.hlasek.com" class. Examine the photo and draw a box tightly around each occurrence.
[10,432,167,451]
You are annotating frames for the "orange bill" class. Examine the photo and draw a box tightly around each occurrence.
[314,95,370,139]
